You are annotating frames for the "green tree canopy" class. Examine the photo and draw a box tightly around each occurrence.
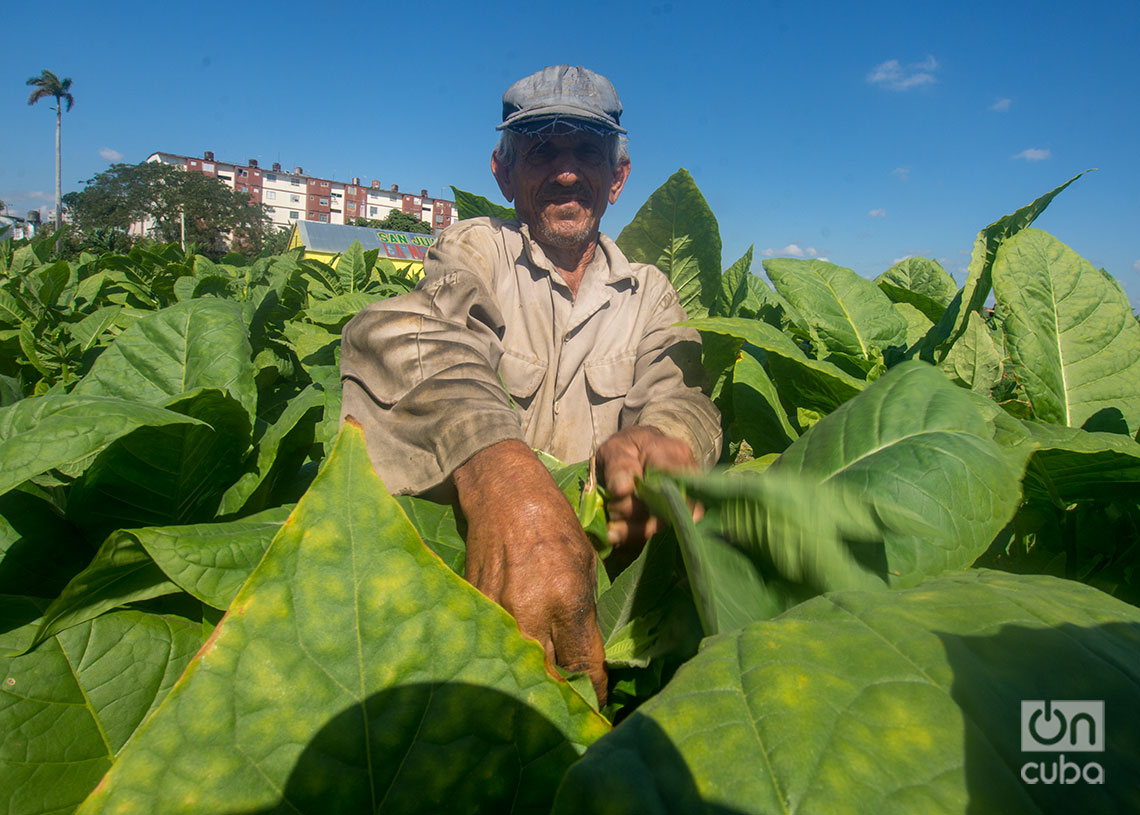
[65,162,271,258]
[349,210,433,234]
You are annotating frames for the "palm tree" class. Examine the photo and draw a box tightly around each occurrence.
[26,70,74,233]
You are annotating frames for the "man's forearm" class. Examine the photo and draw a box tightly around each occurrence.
[454,439,608,704]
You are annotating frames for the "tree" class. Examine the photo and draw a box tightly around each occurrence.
[65,162,271,258]
[379,209,434,234]
[26,70,74,233]
[348,211,433,234]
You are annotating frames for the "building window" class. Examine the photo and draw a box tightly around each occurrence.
[291,177,300,185]
[320,181,329,187]
[436,215,444,223]
[203,163,215,172]
[309,195,315,201]
[309,212,316,219]
[319,214,329,222]
[290,194,300,203]
[348,202,356,210]
[266,173,276,181]
[239,185,247,192]
[319,198,328,206]
[190,160,199,167]
[237,168,248,177]
[289,211,299,220]
[369,206,378,216]
[265,190,276,200]
[265,207,275,214]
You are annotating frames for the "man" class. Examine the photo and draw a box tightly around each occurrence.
[340,65,721,703]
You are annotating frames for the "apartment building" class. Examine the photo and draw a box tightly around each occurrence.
[145,151,455,233]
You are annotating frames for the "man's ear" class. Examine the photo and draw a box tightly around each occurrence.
[608,158,631,205]
[491,150,515,202]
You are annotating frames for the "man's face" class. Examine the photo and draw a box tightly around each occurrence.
[492,131,630,252]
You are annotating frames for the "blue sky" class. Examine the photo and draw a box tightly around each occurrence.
[4,0,1138,308]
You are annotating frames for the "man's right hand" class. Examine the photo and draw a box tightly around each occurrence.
[452,440,607,706]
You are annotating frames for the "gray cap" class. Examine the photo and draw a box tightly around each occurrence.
[498,65,626,134]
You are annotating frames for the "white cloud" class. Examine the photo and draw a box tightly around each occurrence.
[762,243,819,259]
[893,255,915,265]
[1013,148,1051,161]
[891,167,910,181]
[98,147,123,162]
[867,56,938,90]
[868,208,887,218]
[1133,259,1140,274]
[989,98,1012,112]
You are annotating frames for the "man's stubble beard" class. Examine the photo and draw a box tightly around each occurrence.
[534,197,597,250]
[535,217,593,249]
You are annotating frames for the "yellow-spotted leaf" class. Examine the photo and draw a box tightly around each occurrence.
[554,570,1140,814]
[77,422,609,815]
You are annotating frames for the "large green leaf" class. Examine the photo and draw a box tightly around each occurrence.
[875,256,958,323]
[19,507,290,654]
[336,240,370,294]
[617,169,721,319]
[640,476,783,635]
[639,469,888,637]
[594,532,701,670]
[450,186,517,221]
[730,348,797,456]
[1000,420,1140,504]
[939,310,1003,393]
[217,384,323,517]
[394,495,465,574]
[0,603,205,815]
[554,570,1140,814]
[17,530,178,653]
[303,292,383,328]
[0,395,203,497]
[773,361,1029,586]
[934,171,1089,358]
[992,228,1140,435]
[78,422,608,814]
[684,317,866,415]
[715,246,753,318]
[135,506,290,608]
[763,257,907,359]
[66,390,251,539]
[892,301,935,355]
[73,297,257,420]
[68,305,123,352]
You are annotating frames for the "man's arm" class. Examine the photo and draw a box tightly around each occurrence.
[453,440,607,704]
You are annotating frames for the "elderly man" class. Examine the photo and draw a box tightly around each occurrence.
[340,65,721,703]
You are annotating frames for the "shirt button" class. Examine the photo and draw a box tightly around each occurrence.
[554,401,560,415]
[562,334,570,344]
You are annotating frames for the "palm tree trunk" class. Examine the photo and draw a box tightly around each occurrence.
[55,102,62,232]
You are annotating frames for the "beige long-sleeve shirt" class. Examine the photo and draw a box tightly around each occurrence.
[339,216,722,495]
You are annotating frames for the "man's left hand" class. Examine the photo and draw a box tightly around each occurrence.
[596,426,699,549]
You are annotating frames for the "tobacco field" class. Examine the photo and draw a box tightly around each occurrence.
[2,170,1140,813]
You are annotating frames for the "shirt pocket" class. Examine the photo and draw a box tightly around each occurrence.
[497,349,546,409]
[584,354,636,441]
